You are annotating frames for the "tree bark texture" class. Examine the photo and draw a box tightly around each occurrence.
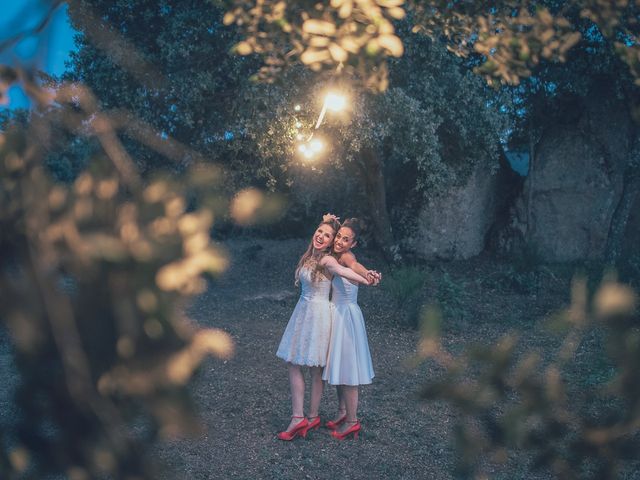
[358,146,395,261]
[526,132,535,239]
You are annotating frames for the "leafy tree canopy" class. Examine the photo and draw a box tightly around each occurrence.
[224,0,640,91]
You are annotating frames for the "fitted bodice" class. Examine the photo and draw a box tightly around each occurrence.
[299,266,332,302]
[331,275,359,305]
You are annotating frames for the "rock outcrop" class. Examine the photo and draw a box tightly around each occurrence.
[520,129,624,261]
[407,163,499,260]
[495,80,634,262]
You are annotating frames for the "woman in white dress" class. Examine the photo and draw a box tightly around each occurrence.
[323,218,380,440]
[276,215,370,441]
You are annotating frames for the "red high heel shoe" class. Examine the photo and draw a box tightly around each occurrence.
[277,416,309,441]
[325,414,347,430]
[331,420,361,440]
[307,416,321,432]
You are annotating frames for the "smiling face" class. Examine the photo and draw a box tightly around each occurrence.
[333,226,357,254]
[312,223,336,251]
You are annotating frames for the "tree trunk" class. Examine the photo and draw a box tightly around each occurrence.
[357,146,396,262]
[525,124,544,242]
[605,164,640,263]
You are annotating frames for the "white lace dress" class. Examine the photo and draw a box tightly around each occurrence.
[322,276,374,385]
[276,266,332,367]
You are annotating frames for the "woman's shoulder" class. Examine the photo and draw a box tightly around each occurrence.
[338,251,357,266]
[318,252,336,264]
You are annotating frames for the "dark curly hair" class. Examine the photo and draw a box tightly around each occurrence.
[339,217,364,240]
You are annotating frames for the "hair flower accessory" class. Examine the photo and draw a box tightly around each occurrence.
[323,213,340,223]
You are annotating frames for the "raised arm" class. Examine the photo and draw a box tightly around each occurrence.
[339,252,381,286]
[319,255,369,285]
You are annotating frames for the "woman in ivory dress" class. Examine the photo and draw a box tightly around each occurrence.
[323,218,380,440]
[276,215,370,441]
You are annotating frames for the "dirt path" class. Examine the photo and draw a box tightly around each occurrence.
[152,239,570,480]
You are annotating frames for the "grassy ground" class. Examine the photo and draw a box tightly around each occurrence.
[150,238,579,480]
[2,237,634,478]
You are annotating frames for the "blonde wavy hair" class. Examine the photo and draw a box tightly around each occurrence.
[294,217,340,285]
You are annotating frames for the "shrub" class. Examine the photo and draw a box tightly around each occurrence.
[383,265,425,326]
[436,272,467,320]
[383,265,425,305]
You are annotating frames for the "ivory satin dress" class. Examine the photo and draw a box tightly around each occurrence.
[322,275,374,385]
[276,266,332,367]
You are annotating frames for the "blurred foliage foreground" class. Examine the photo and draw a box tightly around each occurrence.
[0,75,282,478]
[416,275,640,479]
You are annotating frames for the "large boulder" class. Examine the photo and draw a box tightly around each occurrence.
[407,162,499,260]
[514,87,632,262]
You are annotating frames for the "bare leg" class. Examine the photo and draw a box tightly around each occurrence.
[337,385,358,433]
[285,363,305,431]
[308,366,324,418]
[333,385,346,422]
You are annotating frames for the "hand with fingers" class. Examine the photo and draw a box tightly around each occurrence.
[366,270,381,286]
[323,213,340,223]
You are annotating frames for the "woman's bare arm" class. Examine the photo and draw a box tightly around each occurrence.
[319,255,370,285]
[339,252,381,285]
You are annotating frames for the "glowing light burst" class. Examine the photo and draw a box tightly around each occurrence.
[297,143,313,159]
[297,137,325,160]
[314,90,348,129]
[324,92,347,112]
[309,138,323,152]
[291,88,349,163]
